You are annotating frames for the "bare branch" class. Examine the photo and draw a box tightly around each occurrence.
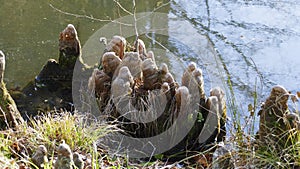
[136,0,171,21]
[113,0,133,15]
[49,4,133,26]
[145,33,169,52]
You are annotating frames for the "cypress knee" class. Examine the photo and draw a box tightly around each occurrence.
[0,50,24,130]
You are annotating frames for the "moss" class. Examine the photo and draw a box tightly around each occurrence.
[0,81,24,129]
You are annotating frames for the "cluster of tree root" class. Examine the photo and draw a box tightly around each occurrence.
[87,34,227,156]
[0,24,299,167]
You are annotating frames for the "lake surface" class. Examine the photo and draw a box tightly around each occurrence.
[1,0,300,129]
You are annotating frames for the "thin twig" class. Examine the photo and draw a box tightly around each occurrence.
[49,4,133,26]
[132,0,139,52]
[136,1,171,21]
[145,34,169,51]
[113,0,133,15]
[0,107,9,128]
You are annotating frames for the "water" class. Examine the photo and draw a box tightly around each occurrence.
[171,0,300,113]
[1,0,300,127]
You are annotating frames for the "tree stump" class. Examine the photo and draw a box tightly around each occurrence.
[0,50,24,130]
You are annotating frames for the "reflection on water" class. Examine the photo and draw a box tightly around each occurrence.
[172,0,300,113]
[1,0,300,121]
[0,0,169,88]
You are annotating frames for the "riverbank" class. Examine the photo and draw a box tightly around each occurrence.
[0,99,299,169]
[0,24,300,168]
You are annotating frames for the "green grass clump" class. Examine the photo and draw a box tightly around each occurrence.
[29,112,110,151]
[0,112,118,168]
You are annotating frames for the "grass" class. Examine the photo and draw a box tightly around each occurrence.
[2,77,300,168]
[205,70,300,169]
[0,90,299,168]
[0,112,126,168]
